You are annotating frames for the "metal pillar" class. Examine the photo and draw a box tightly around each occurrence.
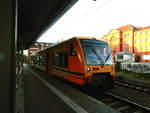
[16,50,24,113]
[0,0,17,113]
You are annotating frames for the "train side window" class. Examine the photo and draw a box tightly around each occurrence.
[63,52,68,67]
[53,52,68,68]
[42,56,45,66]
[70,45,76,56]
[53,53,61,66]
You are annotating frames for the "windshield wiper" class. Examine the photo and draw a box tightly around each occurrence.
[101,53,111,68]
[105,53,111,63]
[88,45,104,66]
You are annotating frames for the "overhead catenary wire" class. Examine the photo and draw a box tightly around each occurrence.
[87,0,113,15]
[76,0,113,22]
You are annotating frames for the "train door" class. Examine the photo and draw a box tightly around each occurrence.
[49,53,53,76]
[46,53,49,75]
[46,52,53,76]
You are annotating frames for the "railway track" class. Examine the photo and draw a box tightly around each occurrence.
[93,92,150,113]
[64,76,150,113]
[114,78,150,94]
[32,67,150,113]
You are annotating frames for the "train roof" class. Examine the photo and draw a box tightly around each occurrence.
[76,36,108,43]
[33,36,108,54]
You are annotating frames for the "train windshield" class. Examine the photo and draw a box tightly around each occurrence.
[80,39,113,65]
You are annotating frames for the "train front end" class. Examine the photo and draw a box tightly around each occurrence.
[80,38,115,89]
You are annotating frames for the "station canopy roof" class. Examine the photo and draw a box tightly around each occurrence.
[18,0,78,50]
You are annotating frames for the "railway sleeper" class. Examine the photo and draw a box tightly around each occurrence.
[133,110,143,113]
[108,101,121,107]
[100,98,112,102]
[116,105,130,111]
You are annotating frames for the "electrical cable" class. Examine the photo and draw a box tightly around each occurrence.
[76,0,113,22]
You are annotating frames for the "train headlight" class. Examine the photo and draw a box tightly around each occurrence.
[86,67,91,72]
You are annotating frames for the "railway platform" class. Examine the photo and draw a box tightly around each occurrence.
[24,64,119,113]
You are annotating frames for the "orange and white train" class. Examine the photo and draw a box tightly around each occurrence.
[31,37,115,89]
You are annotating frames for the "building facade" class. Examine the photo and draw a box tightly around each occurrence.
[101,25,150,62]
[101,29,122,56]
[117,25,136,53]
[134,27,150,62]
[28,42,55,58]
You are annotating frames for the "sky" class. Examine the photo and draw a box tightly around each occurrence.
[37,0,150,43]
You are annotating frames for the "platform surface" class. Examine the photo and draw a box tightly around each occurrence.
[24,64,119,113]
[24,66,76,113]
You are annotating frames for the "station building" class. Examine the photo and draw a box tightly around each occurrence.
[28,42,55,58]
[101,25,150,62]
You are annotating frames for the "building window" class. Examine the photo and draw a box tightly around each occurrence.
[124,34,127,38]
[34,43,39,46]
[46,43,49,46]
[135,32,137,37]
[145,31,148,42]
[117,55,123,60]
[41,43,44,46]
[140,32,142,37]
[124,33,129,38]
[145,45,148,51]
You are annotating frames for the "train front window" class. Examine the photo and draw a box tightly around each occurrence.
[80,39,113,65]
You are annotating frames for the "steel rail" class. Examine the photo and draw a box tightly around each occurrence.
[114,80,150,94]
[104,92,150,112]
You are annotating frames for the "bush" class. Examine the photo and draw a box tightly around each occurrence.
[115,61,121,71]
[135,54,141,62]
